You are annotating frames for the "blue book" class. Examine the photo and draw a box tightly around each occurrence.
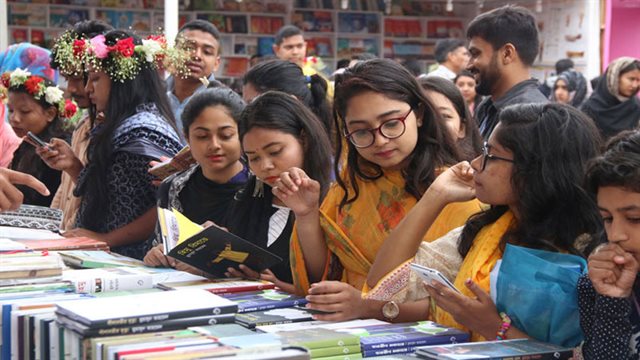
[336,321,469,352]
[221,289,307,313]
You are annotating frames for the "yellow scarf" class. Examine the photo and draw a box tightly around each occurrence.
[291,170,482,295]
[434,210,515,341]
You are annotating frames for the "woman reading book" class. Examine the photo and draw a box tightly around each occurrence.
[579,130,640,359]
[60,30,183,260]
[275,59,481,320]
[363,103,602,344]
[143,87,249,269]
[223,91,333,293]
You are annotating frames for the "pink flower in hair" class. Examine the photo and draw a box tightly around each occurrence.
[90,35,109,59]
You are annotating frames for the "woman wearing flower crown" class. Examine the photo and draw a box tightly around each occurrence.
[1,69,74,206]
[61,30,183,260]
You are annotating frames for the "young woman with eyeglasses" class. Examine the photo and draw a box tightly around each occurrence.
[364,102,602,344]
[274,59,482,321]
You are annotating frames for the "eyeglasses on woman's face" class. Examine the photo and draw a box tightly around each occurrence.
[344,108,412,148]
[480,141,514,171]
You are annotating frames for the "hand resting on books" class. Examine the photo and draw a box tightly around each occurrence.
[0,168,49,212]
[304,281,366,321]
[225,265,295,294]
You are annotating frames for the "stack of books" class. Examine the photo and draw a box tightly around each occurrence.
[221,289,308,313]
[276,328,362,359]
[235,307,317,329]
[0,251,65,286]
[414,338,573,359]
[58,250,146,268]
[16,237,109,251]
[157,278,276,294]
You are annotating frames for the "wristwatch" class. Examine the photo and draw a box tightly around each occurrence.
[382,301,400,321]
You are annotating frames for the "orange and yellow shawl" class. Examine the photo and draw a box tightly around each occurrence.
[434,210,515,341]
[290,170,482,295]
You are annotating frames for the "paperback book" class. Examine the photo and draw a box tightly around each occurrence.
[235,307,316,329]
[415,338,573,360]
[221,289,308,313]
[16,237,109,251]
[157,207,283,277]
[58,250,146,268]
[148,146,196,180]
[157,278,276,293]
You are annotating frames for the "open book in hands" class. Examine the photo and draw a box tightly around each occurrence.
[149,145,197,180]
[157,208,283,278]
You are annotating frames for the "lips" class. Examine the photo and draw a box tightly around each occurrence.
[207,154,225,162]
[264,176,279,183]
[374,149,395,159]
[12,127,25,137]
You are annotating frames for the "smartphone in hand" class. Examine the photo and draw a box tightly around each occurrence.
[26,131,49,148]
[409,263,460,293]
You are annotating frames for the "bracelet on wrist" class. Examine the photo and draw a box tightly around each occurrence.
[495,312,511,340]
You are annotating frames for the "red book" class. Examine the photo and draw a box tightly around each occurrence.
[157,279,276,294]
[16,237,109,251]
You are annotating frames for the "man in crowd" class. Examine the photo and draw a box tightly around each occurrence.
[425,38,470,81]
[467,5,548,138]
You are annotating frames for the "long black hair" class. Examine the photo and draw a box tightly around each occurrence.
[238,90,333,196]
[586,130,640,194]
[242,59,332,139]
[333,58,460,210]
[82,30,178,230]
[458,103,603,257]
[419,76,482,161]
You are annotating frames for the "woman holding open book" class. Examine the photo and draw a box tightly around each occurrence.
[363,103,602,346]
[60,30,182,260]
[143,87,249,269]
[222,91,333,294]
[275,59,481,320]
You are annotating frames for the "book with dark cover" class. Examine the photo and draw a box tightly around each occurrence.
[158,208,283,277]
[221,289,308,313]
[57,313,235,337]
[415,338,573,360]
[336,321,469,352]
[55,289,237,328]
[235,307,316,329]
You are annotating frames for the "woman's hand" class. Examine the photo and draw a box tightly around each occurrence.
[272,167,321,218]
[35,138,83,175]
[0,168,49,212]
[428,161,476,204]
[304,281,367,321]
[143,243,176,268]
[425,278,502,340]
[588,243,639,298]
[225,265,295,293]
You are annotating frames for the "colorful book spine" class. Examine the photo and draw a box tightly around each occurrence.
[309,344,361,357]
[359,330,469,351]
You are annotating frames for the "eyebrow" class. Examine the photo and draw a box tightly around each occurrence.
[244,141,281,154]
[598,205,640,212]
[347,109,405,126]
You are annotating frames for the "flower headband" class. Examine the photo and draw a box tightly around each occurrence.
[0,69,79,120]
[71,33,191,83]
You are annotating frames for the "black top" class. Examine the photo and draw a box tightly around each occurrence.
[9,120,70,207]
[578,273,640,359]
[225,176,295,284]
[475,79,549,139]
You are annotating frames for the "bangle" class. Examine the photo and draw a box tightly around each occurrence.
[495,312,511,340]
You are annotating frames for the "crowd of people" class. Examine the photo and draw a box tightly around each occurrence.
[1,4,640,359]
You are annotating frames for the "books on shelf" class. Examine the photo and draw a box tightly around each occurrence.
[415,338,573,360]
[95,9,152,32]
[426,20,464,39]
[157,278,276,293]
[48,6,90,28]
[292,10,334,32]
[250,16,284,34]
[58,250,146,268]
[157,207,283,277]
[337,13,380,34]
[55,288,238,328]
[221,289,308,313]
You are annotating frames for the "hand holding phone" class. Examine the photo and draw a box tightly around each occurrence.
[26,131,49,148]
[409,263,460,293]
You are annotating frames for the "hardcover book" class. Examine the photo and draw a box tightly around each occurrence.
[157,278,276,293]
[235,307,316,329]
[55,289,237,328]
[158,207,283,277]
[415,338,573,360]
[221,289,308,313]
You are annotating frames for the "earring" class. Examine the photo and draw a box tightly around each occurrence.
[252,178,264,198]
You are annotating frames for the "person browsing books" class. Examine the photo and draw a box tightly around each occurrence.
[364,103,602,344]
[275,59,482,321]
[144,87,249,270]
[61,30,183,260]
[223,91,333,294]
[0,168,49,212]
[578,130,640,359]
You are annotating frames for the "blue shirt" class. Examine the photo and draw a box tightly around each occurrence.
[166,73,217,143]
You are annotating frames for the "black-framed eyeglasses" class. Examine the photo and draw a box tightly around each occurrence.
[344,109,412,148]
[481,141,514,171]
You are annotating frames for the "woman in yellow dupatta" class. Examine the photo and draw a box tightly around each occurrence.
[366,103,603,342]
[274,59,482,322]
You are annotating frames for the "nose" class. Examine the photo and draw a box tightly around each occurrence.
[208,136,221,150]
[607,218,629,244]
[470,154,482,172]
[260,158,275,172]
[84,81,92,95]
[372,129,390,147]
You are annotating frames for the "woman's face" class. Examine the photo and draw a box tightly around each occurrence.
[343,91,421,171]
[470,123,517,208]
[7,91,55,137]
[554,79,570,104]
[242,127,305,187]
[618,69,640,98]
[187,105,242,182]
[455,75,477,105]
[425,90,464,140]
[85,69,111,113]
[597,186,640,263]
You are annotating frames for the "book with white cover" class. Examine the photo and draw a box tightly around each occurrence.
[257,318,388,333]
[62,268,154,293]
[55,289,238,328]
